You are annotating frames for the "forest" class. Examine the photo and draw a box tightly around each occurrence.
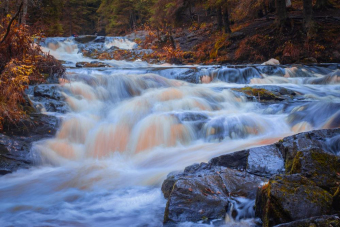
[1,0,339,36]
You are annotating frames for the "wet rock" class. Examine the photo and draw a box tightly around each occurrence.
[163,166,264,224]
[0,114,58,174]
[34,85,64,101]
[288,149,340,193]
[246,145,284,177]
[94,36,106,43]
[216,67,262,84]
[209,145,285,177]
[278,128,340,172]
[231,87,289,102]
[255,174,333,227]
[209,150,249,171]
[274,215,340,227]
[75,35,97,43]
[162,128,340,225]
[26,85,68,113]
[76,61,111,68]
[164,173,229,223]
[162,171,182,199]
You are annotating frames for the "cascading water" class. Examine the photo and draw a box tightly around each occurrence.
[0,38,340,227]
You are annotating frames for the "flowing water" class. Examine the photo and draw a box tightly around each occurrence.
[0,37,340,227]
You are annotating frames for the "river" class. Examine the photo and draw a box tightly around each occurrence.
[0,37,339,227]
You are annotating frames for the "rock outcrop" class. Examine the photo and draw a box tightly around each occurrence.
[162,128,340,225]
[0,114,58,174]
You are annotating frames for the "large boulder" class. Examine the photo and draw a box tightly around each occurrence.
[255,174,333,227]
[163,163,264,224]
[289,149,340,193]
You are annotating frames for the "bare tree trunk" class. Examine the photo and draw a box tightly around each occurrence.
[303,0,313,32]
[5,0,9,14]
[275,0,287,28]
[22,0,28,24]
[222,6,231,33]
[314,0,332,10]
[217,7,222,31]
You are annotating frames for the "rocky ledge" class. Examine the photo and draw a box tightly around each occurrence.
[162,128,340,226]
[0,114,58,174]
[0,83,65,175]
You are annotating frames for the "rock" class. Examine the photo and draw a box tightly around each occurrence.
[262,59,280,66]
[274,215,340,227]
[162,171,182,199]
[94,36,106,43]
[76,61,111,68]
[163,166,264,224]
[229,32,245,41]
[26,85,68,113]
[209,144,285,177]
[231,87,286,102]
[255,174,333,227]
[278,128,340,172]
[164,173,229,223]
[75,35,97,44]
[34,85,64,101]
[246,145,285,177]
[0,114,58,174]
[209,149,249,171]
[300,57,318,64]
[216,67,262,84]
[289,148,340,193]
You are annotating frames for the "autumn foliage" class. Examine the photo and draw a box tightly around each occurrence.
[0,15,64,131]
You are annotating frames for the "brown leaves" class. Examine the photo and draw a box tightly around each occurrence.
[0,18,64,131]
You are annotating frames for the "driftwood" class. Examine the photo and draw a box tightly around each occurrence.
[0,2,23,44]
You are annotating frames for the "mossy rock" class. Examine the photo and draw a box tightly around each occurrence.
[232,87,284,102]
[289,148,340,194]
[255,174,333,227]
[273,215,340,227]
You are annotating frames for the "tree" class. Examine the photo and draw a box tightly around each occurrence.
[314,0,332,10]
[275,0,287,29]
[303,0,313,32]
[22,0,28,24]
[222,3,231,33]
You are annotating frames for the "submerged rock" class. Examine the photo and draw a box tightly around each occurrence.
[231,86,296,102]
[76,61,111,68]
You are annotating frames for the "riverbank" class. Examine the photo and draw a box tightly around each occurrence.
[80,7,340,65]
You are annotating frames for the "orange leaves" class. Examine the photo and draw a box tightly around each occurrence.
[0,17,64,131]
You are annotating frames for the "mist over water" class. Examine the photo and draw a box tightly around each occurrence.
[1,38,340,227]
